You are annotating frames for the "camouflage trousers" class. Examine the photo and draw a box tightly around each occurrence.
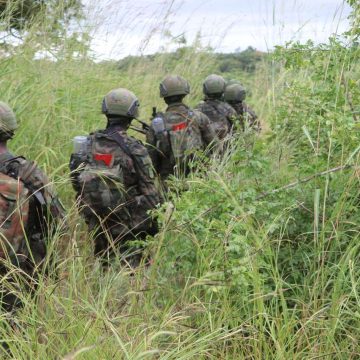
[85,213,158,265]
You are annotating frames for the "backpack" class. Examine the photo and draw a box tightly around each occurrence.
[76,131,130,217]
[0,155,64,268]
[196,100,230,139]
[153,110,203,161]
[0,168,29,259]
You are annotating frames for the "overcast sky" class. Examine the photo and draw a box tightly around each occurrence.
[82,0,352,60]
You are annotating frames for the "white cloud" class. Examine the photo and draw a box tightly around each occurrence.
[82,0,352,60]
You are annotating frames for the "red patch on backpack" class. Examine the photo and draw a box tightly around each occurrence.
[172,122,187,131]
[94,153,113,167]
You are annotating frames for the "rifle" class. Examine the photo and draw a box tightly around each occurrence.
[134,118,150,131]
[134,106,157,134]
[130,125,147,135]
[133,106,157,132]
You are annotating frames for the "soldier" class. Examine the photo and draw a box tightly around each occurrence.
[146,75,218,180]
[224,83,260,132]
[69,88,161,265]
[195,74,238,139]
[0,102,65,312]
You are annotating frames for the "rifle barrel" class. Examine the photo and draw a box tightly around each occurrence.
[134,118,150,130]
[130,126,147,135]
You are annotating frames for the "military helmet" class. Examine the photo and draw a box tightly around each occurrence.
[203,74,226,95]
[160,75,190,98]
[226,79,242,87]
[224,84,247,103]
[0,102,17,133]
[102,88,139,118]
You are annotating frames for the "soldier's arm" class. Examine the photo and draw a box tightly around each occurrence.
[195,111,219,149]
[69,153,85,195]
[137,179,162,209]
[16,159,66,223]
[131,142,162,209]
[31,165,66,221]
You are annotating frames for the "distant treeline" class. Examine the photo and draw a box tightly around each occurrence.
[216,47,267,72]
[116,46,267,74]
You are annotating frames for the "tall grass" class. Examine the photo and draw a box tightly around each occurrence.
[0,0,359,359]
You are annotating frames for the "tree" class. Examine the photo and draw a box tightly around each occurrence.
[0,0,83,35]
[345,0,360,41]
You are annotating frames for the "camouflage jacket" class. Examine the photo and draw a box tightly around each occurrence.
[195,99,238,139]
[146,102,218,179]
[70,125,161,234]
[0,151,65,264]
[231,102,260,131]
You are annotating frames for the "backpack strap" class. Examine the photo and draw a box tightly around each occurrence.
[18,161,47,206]
[0,155,23,178]
[1,156,47,206]
[172,110,194,125]
[106,129,153,182]
[106,129,132,158]
[0,152,16,163]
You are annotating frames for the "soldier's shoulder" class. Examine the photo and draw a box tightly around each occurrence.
[222,102,237,114]
[195,101,206,109]
[91,129,110,139]
[10,156,35,171]
[126,136,153,173]
[11,157,50,188]
[126,135,146,151]
[221,101,234,110]
[193,109,209,121]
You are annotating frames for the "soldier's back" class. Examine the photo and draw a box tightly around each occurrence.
[71,127,159,243]
[0,151,64,311]
[147,103,206,179]
[196,99,236,139]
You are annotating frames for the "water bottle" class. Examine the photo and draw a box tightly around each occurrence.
[73,135,89,155]
[152,117,165,134]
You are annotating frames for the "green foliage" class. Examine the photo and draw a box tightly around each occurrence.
[346,0,360,40]
[217,46,267,73]
[117,46,267,78]
[0,3,359,359]
[0,0,83,32]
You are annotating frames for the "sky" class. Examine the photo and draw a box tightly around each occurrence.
[81,0,352,60]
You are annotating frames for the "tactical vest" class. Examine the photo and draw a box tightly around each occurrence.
[0,154,56,261]
[0,171,29,259]
[152,109,203,162]
[75,132,127,218]
[232,102,259,130]
[72,130,155,221]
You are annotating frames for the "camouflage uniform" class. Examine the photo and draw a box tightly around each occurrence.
[231,102,260,131]
[196,74,238,139]
[195,99,238,139]
[69,89,161,261]
[224,83,260,131]
[146,75,218,179]
[0,102,65,311]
